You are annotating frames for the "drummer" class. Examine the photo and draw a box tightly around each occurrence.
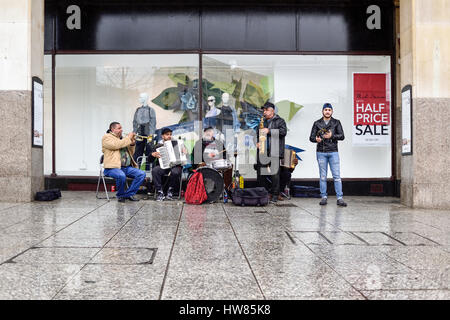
[192,127,226,169]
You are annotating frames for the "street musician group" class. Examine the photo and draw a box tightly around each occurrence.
[101,95,350,206]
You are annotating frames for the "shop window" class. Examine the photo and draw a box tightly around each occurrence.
[202,54,392,179]
[53,54,199,176]
[49,54,391,179]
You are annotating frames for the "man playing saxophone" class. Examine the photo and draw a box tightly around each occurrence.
[256,102,287,204]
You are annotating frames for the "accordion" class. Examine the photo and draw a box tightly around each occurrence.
[281,148,297,169]
[156,139,187,169]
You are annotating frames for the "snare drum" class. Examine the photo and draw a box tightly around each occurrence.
[211,159,232,171]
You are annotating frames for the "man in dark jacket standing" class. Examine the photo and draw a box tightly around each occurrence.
[310,103,347,207]
[257,102,287,204]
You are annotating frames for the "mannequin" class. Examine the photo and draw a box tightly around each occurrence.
[218,92,240,133]
[222,92,230,106]
[205,96,221,118]
[132,93,157,170]
[204,96,219,129]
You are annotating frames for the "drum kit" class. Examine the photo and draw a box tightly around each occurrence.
[195,158,233,203]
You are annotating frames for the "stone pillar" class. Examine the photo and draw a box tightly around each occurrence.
[399,0,450,209]
[0,0,45,202]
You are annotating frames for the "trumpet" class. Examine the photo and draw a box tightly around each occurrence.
[135,134,153,142]
[123,133,153,143]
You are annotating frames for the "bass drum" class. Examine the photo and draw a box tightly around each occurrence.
[195,167,224,203]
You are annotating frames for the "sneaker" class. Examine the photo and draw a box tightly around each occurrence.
[166,188,174,201]
[270,195,278,204]
[118,197,126,203]
[337,199,347,207]
[156,191,165,202]
[127,196,139,202]
[319,198,327,206]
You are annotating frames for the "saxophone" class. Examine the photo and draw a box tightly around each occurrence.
[258,116,266,155]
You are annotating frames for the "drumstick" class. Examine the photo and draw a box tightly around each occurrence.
[208,149,226,155]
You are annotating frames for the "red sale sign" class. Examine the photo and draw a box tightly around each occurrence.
[353,73,390,126]
[352,73,391,146]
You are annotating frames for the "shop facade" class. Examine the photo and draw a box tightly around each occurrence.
[43,0,397,196]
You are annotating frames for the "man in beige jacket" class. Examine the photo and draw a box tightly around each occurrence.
[102,122,146,202]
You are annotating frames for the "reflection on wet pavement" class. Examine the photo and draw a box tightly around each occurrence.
[0,192,448,300]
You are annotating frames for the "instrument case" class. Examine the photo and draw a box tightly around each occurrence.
[231,187,269,206]
[291,185,321,198]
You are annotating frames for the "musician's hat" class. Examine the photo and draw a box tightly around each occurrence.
[161,127,172,135]
[261,102,275,110]
[323,103,333,110]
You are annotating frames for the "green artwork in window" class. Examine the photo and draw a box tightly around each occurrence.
[201,79,223,105]
[243,80,271,108]
[260,75,274,98]
[231,78,243,112]
[169,73,190,86]
[211,81,237,95]
[275,100,304,122]
[151,72,303,126]
[151,87,181,110]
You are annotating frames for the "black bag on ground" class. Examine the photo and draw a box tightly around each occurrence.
[35,189,62,201]
[291,185,321,198]
[231,187,269,206]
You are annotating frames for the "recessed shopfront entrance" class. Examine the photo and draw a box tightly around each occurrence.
[44,0,396,196]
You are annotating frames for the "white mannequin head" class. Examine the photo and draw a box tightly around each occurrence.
[207,96,216,108]
[139,93,149,106]
[222,93,230,106]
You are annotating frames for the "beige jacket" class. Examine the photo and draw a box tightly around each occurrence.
[102,133,137,169]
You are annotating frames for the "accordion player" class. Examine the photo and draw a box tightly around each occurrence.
[150,127,187,201]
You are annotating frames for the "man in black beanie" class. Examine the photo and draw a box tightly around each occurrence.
[256,102,287,204]
[309,103,347,207]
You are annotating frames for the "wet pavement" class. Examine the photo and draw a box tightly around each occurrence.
[0,192,448,300]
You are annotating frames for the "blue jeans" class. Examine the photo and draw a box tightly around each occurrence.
[103,166,146,199]
[316,152,343,199]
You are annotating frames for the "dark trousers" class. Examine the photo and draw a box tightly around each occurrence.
[279,167,292,192]
[152,165,182,192]
[103,166,146,198]
[257,165,280,196]
[133,140,152,171]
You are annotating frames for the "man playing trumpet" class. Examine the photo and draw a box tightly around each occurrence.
[102,122,146,202]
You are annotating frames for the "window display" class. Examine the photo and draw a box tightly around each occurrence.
[45,54,391,179]
[202,55,392,179]
[52,54,198,176]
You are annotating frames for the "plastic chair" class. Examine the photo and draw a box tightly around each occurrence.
[96,155,130,201]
